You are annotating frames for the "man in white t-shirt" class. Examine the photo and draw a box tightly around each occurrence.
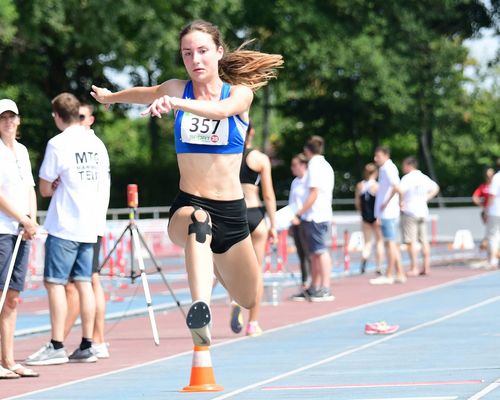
[397,157,439,276]
[291,136,335,302]
[26,93,110,366]
[63,103,111,359]
[486,160,500,269]
[370,146,406,285]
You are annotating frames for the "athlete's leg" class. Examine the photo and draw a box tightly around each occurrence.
[169,206,214,345]
[246,220,267,335]
[213,237,261,310]
[168,206,214,304]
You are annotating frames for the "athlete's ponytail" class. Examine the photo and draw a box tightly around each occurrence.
[219,40,283,91]
[179,20,283,91]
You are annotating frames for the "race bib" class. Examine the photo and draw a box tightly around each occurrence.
[180,112,229,146]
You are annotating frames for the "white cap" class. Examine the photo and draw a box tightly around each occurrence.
[0,99,19,115]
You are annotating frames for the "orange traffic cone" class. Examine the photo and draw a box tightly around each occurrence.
[181,345,224,392]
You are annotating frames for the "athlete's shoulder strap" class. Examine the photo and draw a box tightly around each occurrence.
[220,82,231,100]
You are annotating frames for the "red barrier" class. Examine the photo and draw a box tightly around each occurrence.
[331,221,338,251]
[263,239,272,273]
[343,230,350,272]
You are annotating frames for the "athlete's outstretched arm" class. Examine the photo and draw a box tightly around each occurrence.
[90,79,184,107]
[143,84,253,120]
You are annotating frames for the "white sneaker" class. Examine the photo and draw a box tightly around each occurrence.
[25,343,69,366]
[91,342,110,359]
[369,276,395,285]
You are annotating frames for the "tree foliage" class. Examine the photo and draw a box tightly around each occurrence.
[0,0,498,207]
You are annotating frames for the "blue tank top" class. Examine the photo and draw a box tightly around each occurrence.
[174,81,248,154]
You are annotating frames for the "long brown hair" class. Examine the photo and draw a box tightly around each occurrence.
[179,20,283,91]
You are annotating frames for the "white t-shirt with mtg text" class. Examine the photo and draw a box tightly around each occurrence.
[488,171,500,217]
[0,140,35,234]
[399,169,438,218]
[374,159,400,219]
[302,155,334,223]
[39,125,110,243]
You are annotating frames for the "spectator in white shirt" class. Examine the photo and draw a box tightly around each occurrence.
[291,136,335,302]
[26,93,109,366]
[397,157,439,276]
[288,153,310,288]
[370,146,405,285]
[0,99,39,378]
[63,103,111,359]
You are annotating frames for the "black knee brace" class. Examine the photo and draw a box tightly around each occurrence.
[188,206,211,244]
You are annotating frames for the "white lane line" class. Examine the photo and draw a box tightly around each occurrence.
[210,294,500,400]
[6,271,497,400]
[262,379,482,391]
[352,397,457,400]
[467,378,500,399]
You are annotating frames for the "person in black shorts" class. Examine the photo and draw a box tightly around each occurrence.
[354,163,384,274]
[229,121,277,337]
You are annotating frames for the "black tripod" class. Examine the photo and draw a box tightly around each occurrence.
[98,207,186,345]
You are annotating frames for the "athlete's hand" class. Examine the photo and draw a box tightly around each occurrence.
[90,85,113,109]
[268,227,278,244]
[141,95,175,118]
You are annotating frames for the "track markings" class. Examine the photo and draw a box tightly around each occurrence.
[210,294,500,400]
[262,379,483,391]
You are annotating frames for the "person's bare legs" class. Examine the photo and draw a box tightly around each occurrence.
[64,274,105,345]
[361,222,373,272]
[63,282,80,339]
[74,281,95,340]
[406,242,419,275]
[373,224,384,273]
[421,241,431,274]
[0,290,20,368]
[384,240,396,278]
[45,282,68,342]
[91,273,106,344]
[319,251,332,288]
[310,254,321,289]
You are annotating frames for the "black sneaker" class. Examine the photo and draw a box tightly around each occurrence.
[310,288,335,302]
[290,287,315,302]
[68,347,98,363]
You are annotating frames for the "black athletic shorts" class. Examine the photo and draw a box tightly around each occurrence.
[168,191,250,254]
[247,206,265,233]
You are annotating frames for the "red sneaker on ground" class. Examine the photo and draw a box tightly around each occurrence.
[364,321,399,335]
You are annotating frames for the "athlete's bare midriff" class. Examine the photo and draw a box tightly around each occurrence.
[177,153,244,200]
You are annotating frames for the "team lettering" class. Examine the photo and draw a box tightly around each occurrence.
[75,151,100,181]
